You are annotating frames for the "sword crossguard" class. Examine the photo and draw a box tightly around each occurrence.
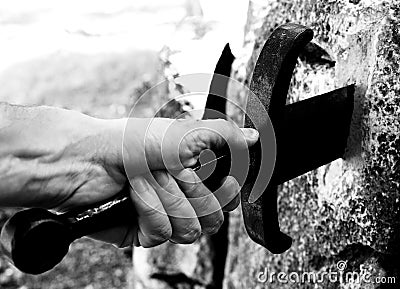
[241,23,354,253]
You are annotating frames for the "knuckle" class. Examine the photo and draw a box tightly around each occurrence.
[217,185,240,207]
[203,214,224,235]
[144,226,172,247]
[223,201,239,212]
[227,197,240,211]
[178,227,202,244]
[185,181,200,194]
[178,169,201,192]
[169,199,194,217]
[140,201,165,217]
[142,238,164,248]
[157,225,173,240]
[191,193,214,211]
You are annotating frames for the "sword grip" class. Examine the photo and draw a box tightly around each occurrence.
[0,151,231,275]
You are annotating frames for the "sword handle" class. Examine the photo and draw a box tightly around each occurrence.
[0,152,232,275]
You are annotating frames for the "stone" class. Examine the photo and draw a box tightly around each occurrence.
[224,1,400,288]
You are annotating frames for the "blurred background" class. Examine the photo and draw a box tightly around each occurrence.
[0,1,249,288]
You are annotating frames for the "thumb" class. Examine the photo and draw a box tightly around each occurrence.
[240,127,260,146]
[194,119,259,150]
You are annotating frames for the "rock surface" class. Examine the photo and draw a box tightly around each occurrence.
[224,1,400,288]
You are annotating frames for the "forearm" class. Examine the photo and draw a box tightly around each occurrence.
[0,103,121,208]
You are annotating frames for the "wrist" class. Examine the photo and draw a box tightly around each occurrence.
[0,105,126,208]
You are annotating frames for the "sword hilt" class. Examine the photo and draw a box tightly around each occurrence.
[0,151,232,275]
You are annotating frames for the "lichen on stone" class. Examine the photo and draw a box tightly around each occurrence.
[224,1,400,288]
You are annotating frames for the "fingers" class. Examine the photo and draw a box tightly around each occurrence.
[90,173,240,248]
[126,170,241,247]
[151,171,202,244]
[214,176,241,212]
[173,169,224,235]
[130,176,172,247]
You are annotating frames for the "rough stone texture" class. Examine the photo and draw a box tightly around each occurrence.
[132,237,216,289]
[224,1,400,288]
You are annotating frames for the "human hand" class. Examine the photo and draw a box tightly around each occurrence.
[88,117,259,247]
[0,106,259,247]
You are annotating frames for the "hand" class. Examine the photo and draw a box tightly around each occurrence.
[89,118,259,247]
[114,169,245,247]
[0,105,259,247]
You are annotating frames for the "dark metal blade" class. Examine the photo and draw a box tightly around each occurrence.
[198,84,354,192]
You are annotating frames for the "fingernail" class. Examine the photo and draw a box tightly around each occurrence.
[242,128,259,141]
[131,176,148,192]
